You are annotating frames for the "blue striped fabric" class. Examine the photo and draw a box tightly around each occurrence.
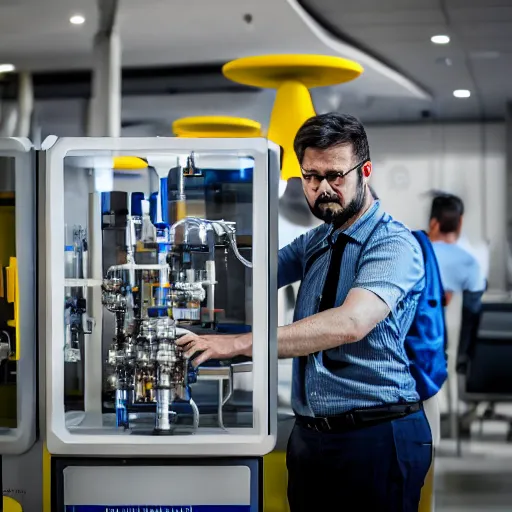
[278,201,425,417]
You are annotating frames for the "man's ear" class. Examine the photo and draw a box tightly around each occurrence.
[362,161,372,181]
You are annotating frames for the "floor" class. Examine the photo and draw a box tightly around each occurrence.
[436,421,512,511]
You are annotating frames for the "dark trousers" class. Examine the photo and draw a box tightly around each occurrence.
[286,409,433,511]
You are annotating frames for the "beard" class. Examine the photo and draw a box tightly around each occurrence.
[308,170,366,228]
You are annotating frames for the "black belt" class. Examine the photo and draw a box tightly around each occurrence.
[296,402,422,433]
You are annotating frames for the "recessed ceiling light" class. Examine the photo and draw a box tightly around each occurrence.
[453,89,471,98]
[0,64,15,73]
[70,14,85,25]
[431,35,450,45]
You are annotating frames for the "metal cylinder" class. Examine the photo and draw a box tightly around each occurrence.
[155,388,172,432]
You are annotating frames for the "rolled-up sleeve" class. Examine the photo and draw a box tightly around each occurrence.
[278,236,305,289]
[353,234,425,314]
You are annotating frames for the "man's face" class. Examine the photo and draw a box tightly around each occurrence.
[300,144,368,227]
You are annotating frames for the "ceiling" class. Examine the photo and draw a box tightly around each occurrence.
[300,0,512,121]
[0,0,509,125]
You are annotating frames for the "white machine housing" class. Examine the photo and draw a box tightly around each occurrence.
[0,137,37,455]
[40,136,279,457]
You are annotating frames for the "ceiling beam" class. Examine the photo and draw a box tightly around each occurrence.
[0,64,260,100]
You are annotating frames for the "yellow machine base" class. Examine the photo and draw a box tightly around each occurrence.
[264,451,289,512]
[3,496,22,512]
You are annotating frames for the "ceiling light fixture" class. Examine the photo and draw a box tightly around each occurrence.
[453,89,471,98]
[0,64,15,73]
[70,14,85,25]
[0,64,16,73]
[431,35,450,44]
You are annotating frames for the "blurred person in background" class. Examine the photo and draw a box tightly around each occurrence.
[428,194,486,303]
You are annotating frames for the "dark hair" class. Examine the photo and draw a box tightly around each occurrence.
[293,113,370,165]
[430,194,464,233]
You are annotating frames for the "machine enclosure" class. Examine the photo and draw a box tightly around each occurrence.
[0,137,37,456]
[38,136,279,457]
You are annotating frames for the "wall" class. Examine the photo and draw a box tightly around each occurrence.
[366,122,507,291]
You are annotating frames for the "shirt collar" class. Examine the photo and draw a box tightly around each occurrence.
[330,200,383,244]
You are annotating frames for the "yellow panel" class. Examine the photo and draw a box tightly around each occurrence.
[6,257,19,359]
[43,444,51,512]
[3,496,23,512]
[222,54,363,181]
[173,116,262,138]
[263,451,289,512]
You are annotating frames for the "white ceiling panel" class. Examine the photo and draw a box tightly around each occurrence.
[300,0,512,121]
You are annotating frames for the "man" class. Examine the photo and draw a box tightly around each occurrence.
[428,193,486,303]
[178,113,432,510]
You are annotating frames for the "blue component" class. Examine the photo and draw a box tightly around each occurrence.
[147,306,168,318]
[155,223,169,243]
[160,177,169,225]
[65,245,74,252]
[115,390,129,429]
[216,324,252,335]
[100,191,111,215]
[131,192,144,216]
[187,363,198,385]
[149,191,158,225]
[203,168,253,185]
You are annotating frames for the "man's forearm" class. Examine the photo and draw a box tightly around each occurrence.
[237,307,360,359]
[237,288,388,360]
[277,307,360,358]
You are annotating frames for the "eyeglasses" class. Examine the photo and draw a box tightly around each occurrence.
[301,160,367,186]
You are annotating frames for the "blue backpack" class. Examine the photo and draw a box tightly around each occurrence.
[405,230,448,400]
[359,224,448,401]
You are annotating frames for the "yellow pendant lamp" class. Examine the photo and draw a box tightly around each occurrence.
[222,54,363,180]
[172,116,262,138]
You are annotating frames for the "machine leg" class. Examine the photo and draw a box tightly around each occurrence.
[218,380,225,429]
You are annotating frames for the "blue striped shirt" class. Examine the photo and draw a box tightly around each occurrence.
[278,201,425,416]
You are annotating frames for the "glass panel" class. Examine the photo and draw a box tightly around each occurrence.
[0,156,16,429]
[63,150,255,436]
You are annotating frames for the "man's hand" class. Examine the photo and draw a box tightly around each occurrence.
[176,332,252,367]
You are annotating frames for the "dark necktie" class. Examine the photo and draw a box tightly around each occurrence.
[297,233,352,411]
[318,233,351,311]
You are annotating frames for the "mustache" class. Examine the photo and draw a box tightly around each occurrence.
[316,194,340,205]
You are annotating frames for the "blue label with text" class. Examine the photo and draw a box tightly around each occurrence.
[66,507,251,512]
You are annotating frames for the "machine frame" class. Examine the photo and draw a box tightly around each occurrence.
[0,137,36,455]
[39,136,279,457]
